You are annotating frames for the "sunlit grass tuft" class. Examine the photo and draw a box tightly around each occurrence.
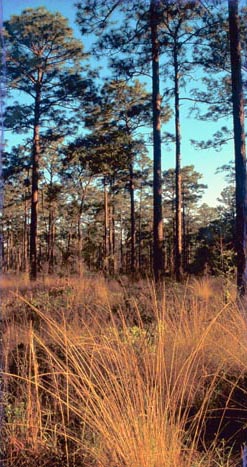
[2,275,247,466]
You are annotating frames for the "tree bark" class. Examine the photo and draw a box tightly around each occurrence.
[129,158,136,273]
[109,203,114,274]
[30,81,41,280]
[104,177,109,273]
[182,195,186,271]
[120,212,124,272]
[48,207,54,274]
[150,0,164,282]
[174,47,183,281]
[138,181,143,271]
[23,192,28,272]
[228,0,247,297]
[112,196,116,273]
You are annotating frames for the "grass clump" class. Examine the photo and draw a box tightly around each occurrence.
[1,274,247,466]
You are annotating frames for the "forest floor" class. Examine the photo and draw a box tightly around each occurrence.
[1,272,247,467]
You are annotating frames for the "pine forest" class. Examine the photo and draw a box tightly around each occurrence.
[1,1,247,466]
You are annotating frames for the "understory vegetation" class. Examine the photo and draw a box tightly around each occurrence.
[1,272,247,467]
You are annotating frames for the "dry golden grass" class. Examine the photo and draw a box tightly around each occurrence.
[1,273,247,466]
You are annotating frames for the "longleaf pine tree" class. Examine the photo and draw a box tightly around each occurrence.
[76,0,167,281]
[4,8,87,280]
[150,0,164,282]
[228,0,247,298]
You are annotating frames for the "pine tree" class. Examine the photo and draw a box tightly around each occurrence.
[163,165,207,274]
[228,0,247,297]
[99,80,150,273]
[150,0,164,281]
[4,7,88,279]
[75,0,169,281]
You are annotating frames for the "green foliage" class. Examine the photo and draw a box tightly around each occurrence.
[4,7,91,136]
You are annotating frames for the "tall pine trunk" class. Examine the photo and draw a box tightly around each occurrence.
[30,81,41,280]
[138,181,143,271]
[120,212,124,272]
[182,197,187,271]
[109,203,114,274]
[129,158,136,273]
[150,0,163,282]
[174,47,183,281]
[104,177,109,273]
[48,206,54,274]
[111,197,116,273]
[23,192,28,272]
[228,0,247,297]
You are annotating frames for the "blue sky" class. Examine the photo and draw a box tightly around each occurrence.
[3,0,236,207]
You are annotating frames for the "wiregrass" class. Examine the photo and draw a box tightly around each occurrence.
[1,274,246,466]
